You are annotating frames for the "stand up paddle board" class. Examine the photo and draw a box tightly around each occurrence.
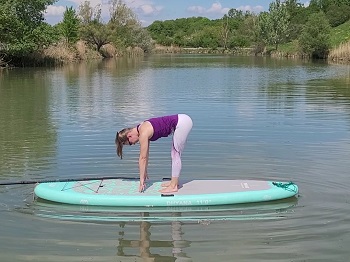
[34,179,298,207]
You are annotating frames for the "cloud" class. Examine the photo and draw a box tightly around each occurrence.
[207,2,229,14]
[236,5,264,13]
[138,4,163,16]
[45,5,66,16]
[188,2,266,16]
[188,2,229,15]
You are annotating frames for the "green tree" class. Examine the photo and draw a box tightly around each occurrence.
[256,12,271,46]
[60,7,80,44]
[268,0,290,49]
[108,0,152,50]
[0,0,57,58]
[325,4,350,27]
[78,1,112,51]
[257,0,290,50]
[230,13,257,48]
[284,0,305,40]
[298,12,331,58]
[147,17,216,47]
[221,15,230,49]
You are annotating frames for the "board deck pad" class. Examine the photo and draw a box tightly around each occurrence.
[70,180,271,195]
[34,179,298,207]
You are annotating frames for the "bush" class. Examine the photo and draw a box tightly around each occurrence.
[299,12,331,58]
[326,4,350,27]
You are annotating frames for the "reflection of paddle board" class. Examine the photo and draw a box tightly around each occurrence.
[34,179,298,207]
[29,197,298,223]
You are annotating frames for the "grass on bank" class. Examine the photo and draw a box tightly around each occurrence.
[328,20,350,61]
[38,40,145,66]
[329,20,350,47]
[275,20,350,60]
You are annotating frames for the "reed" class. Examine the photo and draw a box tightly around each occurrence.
[41,40,102,65]
[125,46,144,57]
[42,41,77,64]
[152,44,182,54]
[328,41,350,62]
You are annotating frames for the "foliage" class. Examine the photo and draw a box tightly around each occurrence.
[258,0,290,50]
[325,4,350,27]
[226,9,257,48]
[78,1,112,51]
[0,0,57,58]
[284,0,307,40]
[1,0,350,64]
[108,0,153,51]
[147,17,213,46]
[58,7,80,44]
[309,0,350,12]
[329,20,350,47]
[77,0,152,53]
[298,12,331,58]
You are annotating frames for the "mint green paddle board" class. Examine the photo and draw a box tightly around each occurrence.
[34,179,298,207]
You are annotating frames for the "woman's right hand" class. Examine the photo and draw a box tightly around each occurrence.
[139,173,148,192]
[139,181,146,193]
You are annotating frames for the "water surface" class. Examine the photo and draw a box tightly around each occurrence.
[1,55,350,261]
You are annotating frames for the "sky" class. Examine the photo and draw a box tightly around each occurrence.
[45,0,310,26]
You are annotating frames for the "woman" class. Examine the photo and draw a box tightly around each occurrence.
[115,114,193,193]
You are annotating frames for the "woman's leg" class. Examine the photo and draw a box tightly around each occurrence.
[161,114,193,193]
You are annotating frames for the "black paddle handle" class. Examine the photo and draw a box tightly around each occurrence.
[0,176,139,186]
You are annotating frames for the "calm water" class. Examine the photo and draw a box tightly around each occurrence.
[1,55,350,261]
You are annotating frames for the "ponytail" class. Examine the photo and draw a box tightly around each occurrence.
[115,132,123,159]
[115,128,132,159]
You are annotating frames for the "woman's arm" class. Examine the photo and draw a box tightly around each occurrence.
[138,135,149,192]
[138,122,152,192]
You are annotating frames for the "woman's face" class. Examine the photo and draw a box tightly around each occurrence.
[126,132,139,145]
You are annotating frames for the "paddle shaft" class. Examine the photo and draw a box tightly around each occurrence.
[0,176,139,186]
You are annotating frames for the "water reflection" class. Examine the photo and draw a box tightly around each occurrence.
[25,197,298,223]
[49,58,160,126]
[117,213,192,261]
[0,69,57,180]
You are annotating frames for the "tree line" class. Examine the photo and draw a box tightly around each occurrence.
[1,0,350,67]
[0,0,153,66]
[148,0,350,58]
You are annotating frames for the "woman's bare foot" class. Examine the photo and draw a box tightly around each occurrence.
[160,177,179,193]
[161,181,171,187]
[160,185,178,193]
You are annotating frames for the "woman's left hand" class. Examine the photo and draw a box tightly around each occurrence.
[139,182,146,193]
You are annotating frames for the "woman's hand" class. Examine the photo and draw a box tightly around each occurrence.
[139,172,149,192]
[139,181,146,192]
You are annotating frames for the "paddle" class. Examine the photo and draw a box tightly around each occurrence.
[0,176,139,186]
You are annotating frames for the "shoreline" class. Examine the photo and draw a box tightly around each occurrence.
[2,45,350,68]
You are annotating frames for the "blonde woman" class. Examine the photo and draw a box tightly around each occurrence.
[115,114,193,193]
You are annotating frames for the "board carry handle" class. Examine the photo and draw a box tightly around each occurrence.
[0,176,139,186]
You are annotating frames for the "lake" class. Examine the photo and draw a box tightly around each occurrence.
[1,55,350,261]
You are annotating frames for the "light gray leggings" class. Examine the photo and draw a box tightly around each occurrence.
[171,114,193,178]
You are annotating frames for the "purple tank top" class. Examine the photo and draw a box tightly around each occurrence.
[147,115,178,141]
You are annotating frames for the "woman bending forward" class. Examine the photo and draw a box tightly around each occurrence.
[115,114,193,193]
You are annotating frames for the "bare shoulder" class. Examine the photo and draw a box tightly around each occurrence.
[139,121,153,140]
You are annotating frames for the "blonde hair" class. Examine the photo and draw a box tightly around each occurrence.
[115,128,132,159]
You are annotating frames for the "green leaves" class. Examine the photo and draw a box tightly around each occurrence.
[77,0,152,52]
[0,0,58,57]
[60,7,80,44]
[299,12,331,58]
[257,0,290,50]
